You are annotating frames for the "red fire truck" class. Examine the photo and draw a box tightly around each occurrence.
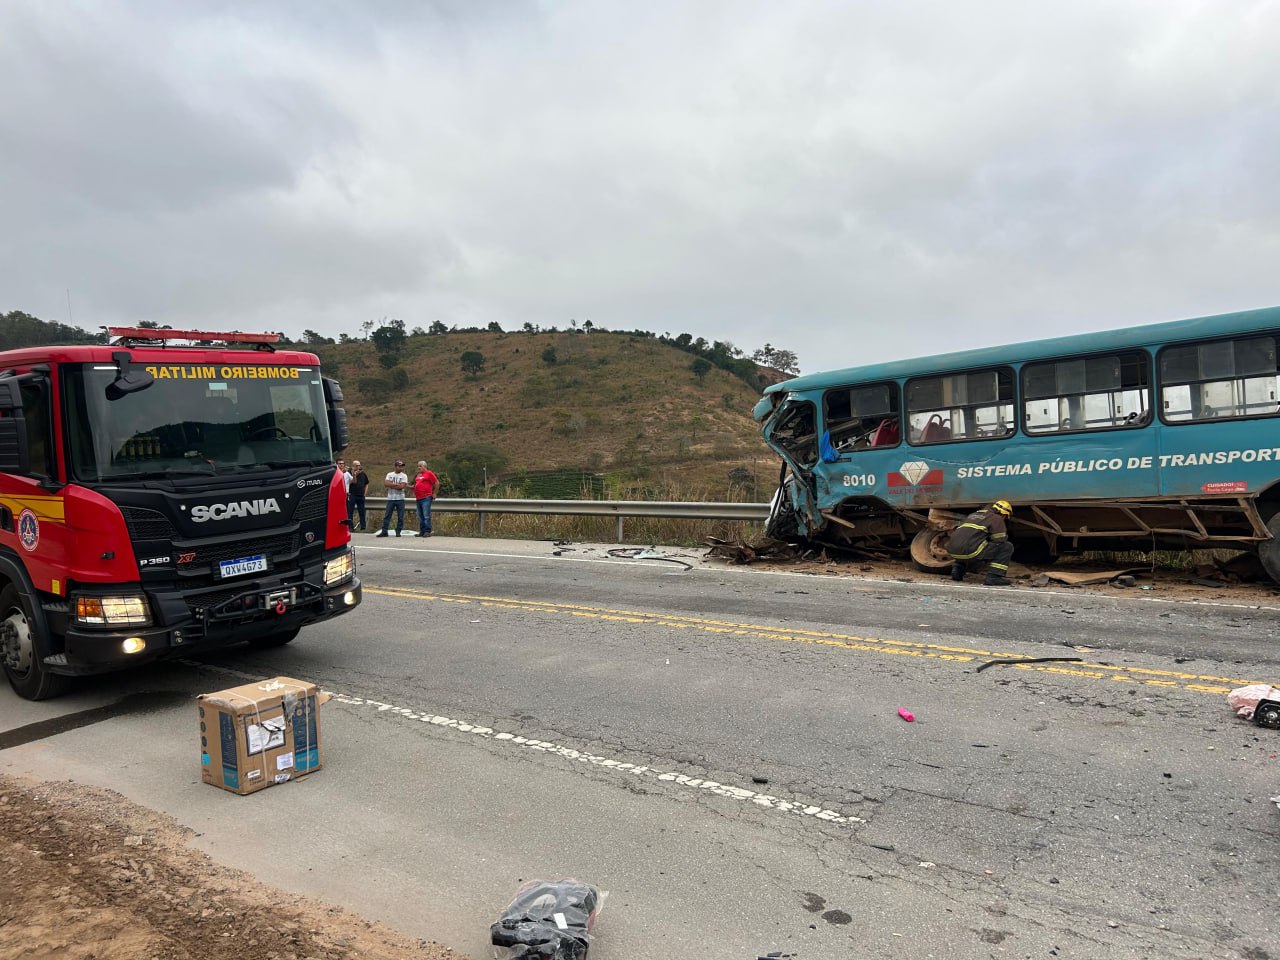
[0,328,362,700]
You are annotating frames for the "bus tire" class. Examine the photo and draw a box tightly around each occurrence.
[910,528,954,573]
[1259,514,1280,586]
[247,627,300,650]
[0,584,68,701]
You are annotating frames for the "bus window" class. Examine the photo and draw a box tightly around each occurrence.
[906,369,1014,444]
[823,382,900,452]
[1022,351,1151,434]
[1160,334,1279,423]
[767,399,818,468]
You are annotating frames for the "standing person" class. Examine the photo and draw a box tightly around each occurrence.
[412,460,439,537]
[337,458,352,499]
[375,459,409,537]
[947,500,1015,586]
[349,460,369,530]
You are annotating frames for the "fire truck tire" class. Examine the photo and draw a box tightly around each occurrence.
[0,585,68,701]
[247,627,300,649]
[910,527,954,573]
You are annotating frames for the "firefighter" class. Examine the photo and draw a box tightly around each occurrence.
[947,500,1014,586]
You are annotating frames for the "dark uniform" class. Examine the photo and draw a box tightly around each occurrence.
[947,506,1014,585]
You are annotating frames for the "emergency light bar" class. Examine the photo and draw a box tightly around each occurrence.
[107,328,282,347]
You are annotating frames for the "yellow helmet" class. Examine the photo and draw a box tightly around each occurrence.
[991,500,1013,516]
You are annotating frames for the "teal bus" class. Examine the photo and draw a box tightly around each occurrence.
[752,305,1280,584]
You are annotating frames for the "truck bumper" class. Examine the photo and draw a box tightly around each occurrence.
[51,576,361,676]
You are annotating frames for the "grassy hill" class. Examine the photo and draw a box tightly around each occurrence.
[312,330,779,501]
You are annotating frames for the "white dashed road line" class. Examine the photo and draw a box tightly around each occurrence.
[331,692,864,827]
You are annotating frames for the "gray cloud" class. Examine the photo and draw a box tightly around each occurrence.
[2,1,1276,370]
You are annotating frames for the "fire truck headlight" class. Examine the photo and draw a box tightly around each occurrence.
[74,595,151,626]
[324,551,354,586]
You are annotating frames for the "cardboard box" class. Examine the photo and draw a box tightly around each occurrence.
[198,677,326,795]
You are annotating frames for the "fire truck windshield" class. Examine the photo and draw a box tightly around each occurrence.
[64,363,334,482]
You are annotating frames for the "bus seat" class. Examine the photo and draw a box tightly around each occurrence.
[868,418,900,447]
[920,415,951,443]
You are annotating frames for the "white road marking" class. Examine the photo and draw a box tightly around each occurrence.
[331,692,864,826]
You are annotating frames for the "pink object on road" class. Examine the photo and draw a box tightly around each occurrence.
[898,708,915,722]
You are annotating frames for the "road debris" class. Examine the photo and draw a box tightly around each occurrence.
[197,677,326,796]
[1227,684,1280,721]
[897,708,915,722]
[975,656,1085,673]
[1032,568,1148,587]
[607,547,693,570]
[491,878,603,959]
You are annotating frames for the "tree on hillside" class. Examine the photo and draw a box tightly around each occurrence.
[582,319,594,333]
[301,329,333,345]
[541,346,557,366]
[752,343,800,376]
[371,318,406,353]
[487,321,504,333]
[690,357,712,383]
[461,350,486,378]
[428,320,448,335]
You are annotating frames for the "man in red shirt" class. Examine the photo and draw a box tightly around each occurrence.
[413,460,439,537]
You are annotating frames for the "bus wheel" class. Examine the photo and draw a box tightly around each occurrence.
[0,585,68,701]
[247,627,300,650]
[910,528,954,573]
[1259,514,1280,586]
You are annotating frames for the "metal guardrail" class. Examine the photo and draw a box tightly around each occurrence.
[362,497,770,542]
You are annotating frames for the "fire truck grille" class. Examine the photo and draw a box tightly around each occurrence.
[294,488,329,522]
[196,534,299,567]
[121,506,176,541]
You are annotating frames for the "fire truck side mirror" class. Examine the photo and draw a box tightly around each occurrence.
[0,380,31,475]
[323,378,349,452]
[105,351,155,400]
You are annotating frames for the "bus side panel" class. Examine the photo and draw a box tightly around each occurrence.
[1155,421,1280,498]
[815,427,1164,512]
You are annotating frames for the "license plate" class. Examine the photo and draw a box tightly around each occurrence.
[219,554,268,579]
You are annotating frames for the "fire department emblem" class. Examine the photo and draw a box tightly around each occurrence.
[887,460,944,489]
[17,508,39,552]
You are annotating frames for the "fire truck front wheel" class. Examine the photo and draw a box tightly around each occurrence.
[0,585,69,701]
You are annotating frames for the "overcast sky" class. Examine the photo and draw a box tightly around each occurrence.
[2,1,1277,373]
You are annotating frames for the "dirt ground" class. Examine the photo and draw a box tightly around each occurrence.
[0,775,466,960]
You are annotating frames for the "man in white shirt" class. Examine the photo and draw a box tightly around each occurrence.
[374,459,409,537]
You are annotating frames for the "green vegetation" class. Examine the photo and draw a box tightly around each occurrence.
[0,311,102,350]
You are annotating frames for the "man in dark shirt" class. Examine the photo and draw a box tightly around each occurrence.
[947,500,1014,586]
[349,460,370,531]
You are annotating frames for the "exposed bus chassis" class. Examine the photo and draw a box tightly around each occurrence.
[766,470,1280,581]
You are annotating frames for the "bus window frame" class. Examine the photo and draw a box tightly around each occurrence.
[1019,348,1153,438]
[905,365,1016,447]
[821,380,901,454]
[1156,331,1280,427]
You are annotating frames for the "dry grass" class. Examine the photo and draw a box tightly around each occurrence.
[315,331,776,496]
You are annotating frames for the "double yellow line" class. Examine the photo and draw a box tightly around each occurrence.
[365,586,1256,695]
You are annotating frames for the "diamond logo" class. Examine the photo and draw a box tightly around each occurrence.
[898,461,930,485]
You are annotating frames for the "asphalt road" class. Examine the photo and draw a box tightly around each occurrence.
[3,535,1280,960]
